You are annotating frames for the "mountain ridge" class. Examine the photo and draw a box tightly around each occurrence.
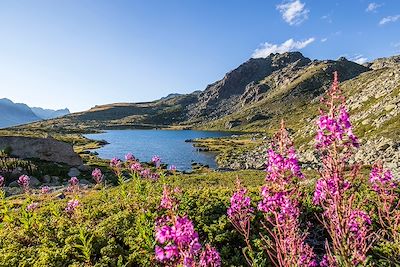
[0,98,70,128]
[12,52,399,135]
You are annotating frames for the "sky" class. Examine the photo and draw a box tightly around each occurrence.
[0,0,399,112]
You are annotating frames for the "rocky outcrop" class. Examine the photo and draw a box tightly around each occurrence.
[369,55,400,70]
[0,136,82,166]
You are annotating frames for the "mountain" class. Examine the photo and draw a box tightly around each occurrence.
[8,52,400,173]
[20,52,373,131]
[0,99,70,128]
[31,107,70,120]
[0,98,41,128]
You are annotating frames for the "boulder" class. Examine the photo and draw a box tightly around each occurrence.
[0,136,83,166]
[43,175,52,183]
[78,164,91,172]
[79,179,91,185]
[68,168,81,177]
[30,176,41,187]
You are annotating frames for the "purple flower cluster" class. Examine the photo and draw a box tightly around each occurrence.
[124,153,135,162]
[152,155,161,168]
[140,169,151,178]
[41,186,51,194]
[69,176,79,186]
[348,210,372,265]
[313,72,374,265]
[227,181,254,241]
[110,157,121,168]
[266,147,304,183]
[316,107,359,149]
[313,173,351,205]
[227,185,253,219]
[0,175,4,187]
[256,123,317,266]
[258,189,299,223]
[160,185,178,210]
[199,245,221,267]
[65,199,80,213]
[18,175,30,191]
[92,168,103,184]
[169,165,177,172]
[130,162,142,173]
[155,186,220,266]
[315,72,359,150]
[348,210,372,238]
[369,163,397,193]
[155,216,202,265]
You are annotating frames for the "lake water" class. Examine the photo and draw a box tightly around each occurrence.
[84,130,232,170]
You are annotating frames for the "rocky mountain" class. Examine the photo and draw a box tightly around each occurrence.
[0,98,41,128]
[0,98,70,128]
[31,107,70,120]
[8,52,400,174]
[19,52,371,131]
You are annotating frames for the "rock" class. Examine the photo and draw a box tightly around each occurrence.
[79,179,91,185]
[68,168,81,177]
[8,181,19,187]
[78,164,91,172]
[51,176,60,184]
[29,177,41,187]
[225,120,242,129]
[361,119,370,125]
[43,175,52,183]
[0,136,83,166]
[5,187,22,195]
[384,104,396,112]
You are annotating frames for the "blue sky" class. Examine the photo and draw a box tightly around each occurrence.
[0,0,399,112]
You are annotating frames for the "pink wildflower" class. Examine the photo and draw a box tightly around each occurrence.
[65,199,80,213]
[110,157,121,168]
[124,153,135,161]
[91,168,103,184]
[199,244,221,267]
[69,176,79,186]
[152,155,161,167]
[41,186,51,194]
[18,175,30,191]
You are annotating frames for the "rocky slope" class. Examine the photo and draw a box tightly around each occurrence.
[208,58,400,177]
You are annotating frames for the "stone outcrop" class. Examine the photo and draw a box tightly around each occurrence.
[0,136,82,166]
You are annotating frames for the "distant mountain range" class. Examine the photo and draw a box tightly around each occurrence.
[0,98,70,128]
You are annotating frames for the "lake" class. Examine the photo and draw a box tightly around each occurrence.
[84,130,233,170]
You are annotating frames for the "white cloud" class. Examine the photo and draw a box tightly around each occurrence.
[252,38,315,58]
[321,38,328,42]
[277,0,309,25]
[366,3,381,12]
[351,55,368,64]
[379,15,400,25]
